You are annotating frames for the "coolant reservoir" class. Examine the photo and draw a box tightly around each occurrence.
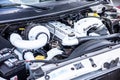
[109,0,120,7]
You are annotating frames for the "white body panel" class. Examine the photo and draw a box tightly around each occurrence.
[37,46,120,80]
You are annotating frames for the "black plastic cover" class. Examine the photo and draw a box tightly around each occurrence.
[0,36,13,50]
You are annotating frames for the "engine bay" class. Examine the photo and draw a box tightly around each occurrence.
[0,0,120,80]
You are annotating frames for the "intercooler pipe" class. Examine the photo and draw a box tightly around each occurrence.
[60,33,120,46]
[10,25,50,49]
[77,33,120,42]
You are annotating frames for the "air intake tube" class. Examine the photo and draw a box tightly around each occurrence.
[10,25,50,49]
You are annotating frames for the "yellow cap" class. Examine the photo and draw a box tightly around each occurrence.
[93,13,100,17]
[19,28,25,31]
[88,13,100,17]
[35,55,45,60]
